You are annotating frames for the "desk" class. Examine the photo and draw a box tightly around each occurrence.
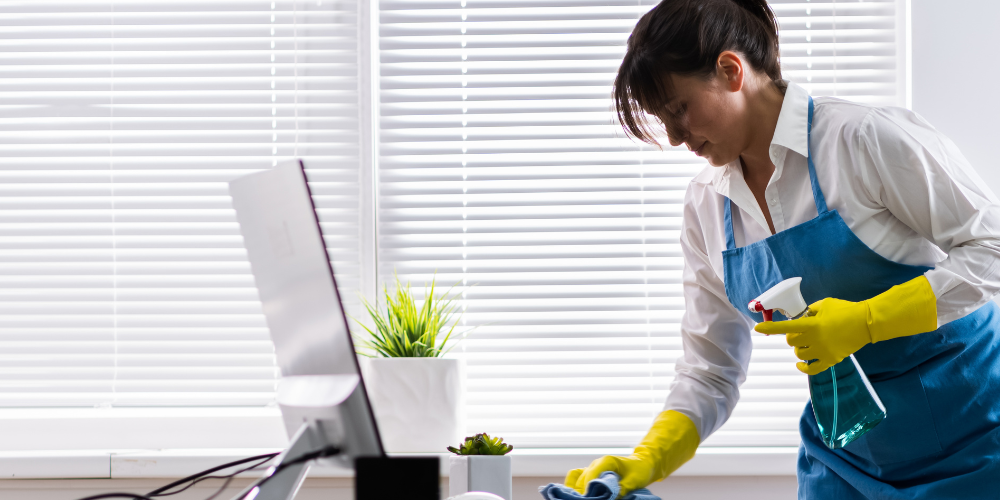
[0,447,798,479]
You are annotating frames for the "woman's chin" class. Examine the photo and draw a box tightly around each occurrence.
[704,155,728,167]
[702,150,739,167]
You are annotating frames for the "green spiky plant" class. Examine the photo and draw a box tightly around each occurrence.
[354,274,465,358]
[447,433,514,456]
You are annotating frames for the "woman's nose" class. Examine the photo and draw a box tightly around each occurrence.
[662,117,687,147]
[665,127,687,147]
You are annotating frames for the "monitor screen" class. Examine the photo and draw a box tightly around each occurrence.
[229,160,383,466]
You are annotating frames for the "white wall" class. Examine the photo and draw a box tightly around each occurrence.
[911,0,1000,195]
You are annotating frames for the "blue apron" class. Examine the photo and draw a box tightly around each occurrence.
[721,97,1000,499]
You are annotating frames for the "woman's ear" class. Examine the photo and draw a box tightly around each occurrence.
[717,51,744,92]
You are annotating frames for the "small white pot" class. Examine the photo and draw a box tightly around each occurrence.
[449,455,512,500]
[363,357,466,453]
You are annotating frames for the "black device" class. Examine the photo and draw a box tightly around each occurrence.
[355,456,440,500]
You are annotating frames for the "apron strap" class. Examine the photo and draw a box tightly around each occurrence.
[724,197,736,250]
[807,96,829,214]
[724,96,826,251]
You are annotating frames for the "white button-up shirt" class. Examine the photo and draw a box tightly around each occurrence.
[667,81,1000,440]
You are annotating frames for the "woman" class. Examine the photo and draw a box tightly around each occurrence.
[564,0,1000,498]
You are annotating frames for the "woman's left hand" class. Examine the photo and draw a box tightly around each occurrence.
[754,298,873,375]
[754,276,939,375]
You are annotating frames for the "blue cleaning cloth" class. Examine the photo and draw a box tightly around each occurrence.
[538,472,661,500]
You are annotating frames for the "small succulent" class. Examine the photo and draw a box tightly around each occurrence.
[447,433,514,455]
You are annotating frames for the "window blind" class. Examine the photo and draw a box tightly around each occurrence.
[0,0,361,407]
[377,0,904,448]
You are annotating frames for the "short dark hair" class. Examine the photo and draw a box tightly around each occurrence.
[613,0,783,145]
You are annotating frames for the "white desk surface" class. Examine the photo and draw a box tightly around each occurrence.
[0,447,797,479]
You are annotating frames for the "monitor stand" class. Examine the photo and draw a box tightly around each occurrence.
[229,373,365,500]
[228,422,327,500]
[231,421,441,500]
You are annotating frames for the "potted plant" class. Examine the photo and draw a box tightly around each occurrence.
[354,274,468,453]
[448,433,514,500]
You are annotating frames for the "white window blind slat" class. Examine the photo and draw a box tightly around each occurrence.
[378,0,901,448]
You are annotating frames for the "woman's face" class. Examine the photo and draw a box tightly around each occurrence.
[659,55,751,167]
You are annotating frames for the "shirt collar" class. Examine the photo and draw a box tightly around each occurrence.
[711,81,810,197]
[770,81,810,160]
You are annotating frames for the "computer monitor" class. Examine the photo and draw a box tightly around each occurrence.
[229,160,383,499]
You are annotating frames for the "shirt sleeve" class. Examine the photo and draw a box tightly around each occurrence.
[664,182,756,440]
[858,107,1000,325]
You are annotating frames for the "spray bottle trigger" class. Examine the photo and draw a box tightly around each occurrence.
[749,300,773,322]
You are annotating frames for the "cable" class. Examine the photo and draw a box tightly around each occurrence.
[159,457,274,498]
[71,452,280,500]
[266,445,341,479]
[202,473,238,500]
[146,452,279,497]
[71,447,338,500]
[231,446,342,500]
[147,454,278,498]
[75,494,156,500]
[196,454,282,500]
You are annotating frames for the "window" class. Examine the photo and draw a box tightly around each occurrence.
[0,0,361,409]
[0,0,906,449]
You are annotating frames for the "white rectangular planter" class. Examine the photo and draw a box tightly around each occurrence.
[363,357,466,453]
[449,455,512,500]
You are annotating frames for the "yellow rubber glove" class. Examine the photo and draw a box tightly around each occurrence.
[564,410,699,498]
[754,276,938,375]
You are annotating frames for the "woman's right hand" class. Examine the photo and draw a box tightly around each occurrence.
[564,453,657,496]
[563,410,700,497]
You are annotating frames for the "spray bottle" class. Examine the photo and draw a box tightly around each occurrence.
[749,278,886,449]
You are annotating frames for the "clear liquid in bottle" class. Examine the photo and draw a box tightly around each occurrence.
[808,354,886,449]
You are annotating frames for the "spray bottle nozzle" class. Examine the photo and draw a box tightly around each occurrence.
[748,277,808,323]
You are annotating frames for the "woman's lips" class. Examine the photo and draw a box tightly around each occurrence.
[692,142,706,157]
